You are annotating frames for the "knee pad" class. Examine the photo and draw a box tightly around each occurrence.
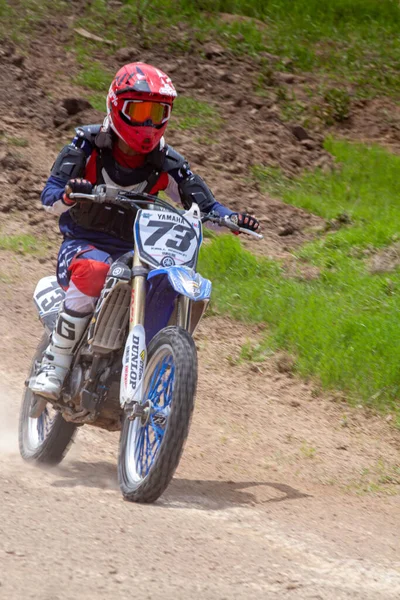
[69,258,110,297]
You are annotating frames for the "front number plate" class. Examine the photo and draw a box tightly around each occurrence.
[134,208,202,269]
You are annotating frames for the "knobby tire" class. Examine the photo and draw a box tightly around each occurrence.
[118,326,197,503]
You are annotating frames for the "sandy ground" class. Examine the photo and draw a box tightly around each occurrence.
[0,317,399,600]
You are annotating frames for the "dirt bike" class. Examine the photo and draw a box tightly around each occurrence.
[19,186,262,503]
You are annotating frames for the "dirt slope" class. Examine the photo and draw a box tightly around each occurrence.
[0,8,399,599]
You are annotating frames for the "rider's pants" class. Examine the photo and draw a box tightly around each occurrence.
[57,239,123,314]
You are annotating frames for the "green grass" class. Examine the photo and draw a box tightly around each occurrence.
[88,92,106,113]
[171,97,223,132]
[200,139,400,425]
[4,0,400,100]
[75,62,113,92]
[0,234,43,255]
[7,136,29,147]
[82,91,222,131]
[0,0,68,42]
[121,0,400,98]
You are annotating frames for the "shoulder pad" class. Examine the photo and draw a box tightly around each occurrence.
[50,144,87,181]
[162,145,188,173]
[74,124,102,146]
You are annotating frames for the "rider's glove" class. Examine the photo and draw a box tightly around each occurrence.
[230,213,260,233]
[62,178,93,206]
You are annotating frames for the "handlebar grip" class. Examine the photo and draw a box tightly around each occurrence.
[68,192,98,201]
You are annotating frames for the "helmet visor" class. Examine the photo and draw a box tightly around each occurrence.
[122,100,171,126]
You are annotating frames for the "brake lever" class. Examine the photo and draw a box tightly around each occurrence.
[237,227,263,240]
[210,215,264,239]
[227,216,263,239]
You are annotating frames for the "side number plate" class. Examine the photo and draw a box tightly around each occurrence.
[33,276,65,316]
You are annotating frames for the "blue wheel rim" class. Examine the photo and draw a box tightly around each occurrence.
[125,346,175,483]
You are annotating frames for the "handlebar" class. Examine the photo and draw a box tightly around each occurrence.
[69,185,263,240]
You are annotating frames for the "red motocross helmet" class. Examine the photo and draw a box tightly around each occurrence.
[107,62,177,153]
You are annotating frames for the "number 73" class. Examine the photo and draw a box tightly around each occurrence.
[145,221,196,253]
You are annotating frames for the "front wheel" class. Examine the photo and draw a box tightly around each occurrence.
[19,332,77,465]
[118,326,197,503]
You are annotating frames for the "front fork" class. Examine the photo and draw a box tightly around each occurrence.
[130,250,147,330]
[120,252,190,408]
[130,251,191,332]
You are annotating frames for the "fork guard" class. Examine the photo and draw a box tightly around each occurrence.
[147,266,212,302]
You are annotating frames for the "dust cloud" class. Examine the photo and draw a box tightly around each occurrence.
[0,379,19,454]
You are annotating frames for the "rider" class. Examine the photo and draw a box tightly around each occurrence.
[30,62,260,400]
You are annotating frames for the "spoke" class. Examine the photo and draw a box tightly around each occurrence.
[145,426,153,475]
[130,351,176,482]
[150,417,165,440]
[147,361,164,397]
[136,426,145,475]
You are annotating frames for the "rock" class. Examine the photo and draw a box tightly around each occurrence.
[234,96,247,107]
[62,97,92,116]
[203,42,225,59]
[162,61,179,73]
[2,115,22,124]
[192,152,207,165]
[291,125,310,141]
[301,139,317,150]
[0,202,12,213]
[259,105,280,120]
[53,107,69,127]
[276,352,295,373]
[276,72,295,84]
[220,71,239,84]
[0,151,29,171]
[8,172,20,184]
[278,223,296,236]
[250,96,265,110]
[11,55,25,68]
[258,51,281,64]
[290,400,301,408]
[115,47,139,63]
[74,27,114,46]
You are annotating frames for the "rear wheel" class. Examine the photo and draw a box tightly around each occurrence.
[118,326,197,503]
[19,332,77,465]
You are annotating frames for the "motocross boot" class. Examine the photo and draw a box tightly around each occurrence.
[29,305,90,401]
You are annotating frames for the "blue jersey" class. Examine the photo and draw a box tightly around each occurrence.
[42,130,233,255]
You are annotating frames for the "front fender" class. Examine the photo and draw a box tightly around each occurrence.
[147,266,212,301]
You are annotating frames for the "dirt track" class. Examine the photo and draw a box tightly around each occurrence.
[1,318,400,599]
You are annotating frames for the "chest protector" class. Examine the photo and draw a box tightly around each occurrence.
[69,148,162,242]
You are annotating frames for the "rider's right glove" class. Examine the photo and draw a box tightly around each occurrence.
[62,178,93,206]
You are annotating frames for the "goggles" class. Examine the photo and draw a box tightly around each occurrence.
[121,100,171,126]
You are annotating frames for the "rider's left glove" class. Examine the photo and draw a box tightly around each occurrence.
[230,213,260,232]
[62,178,93,206]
